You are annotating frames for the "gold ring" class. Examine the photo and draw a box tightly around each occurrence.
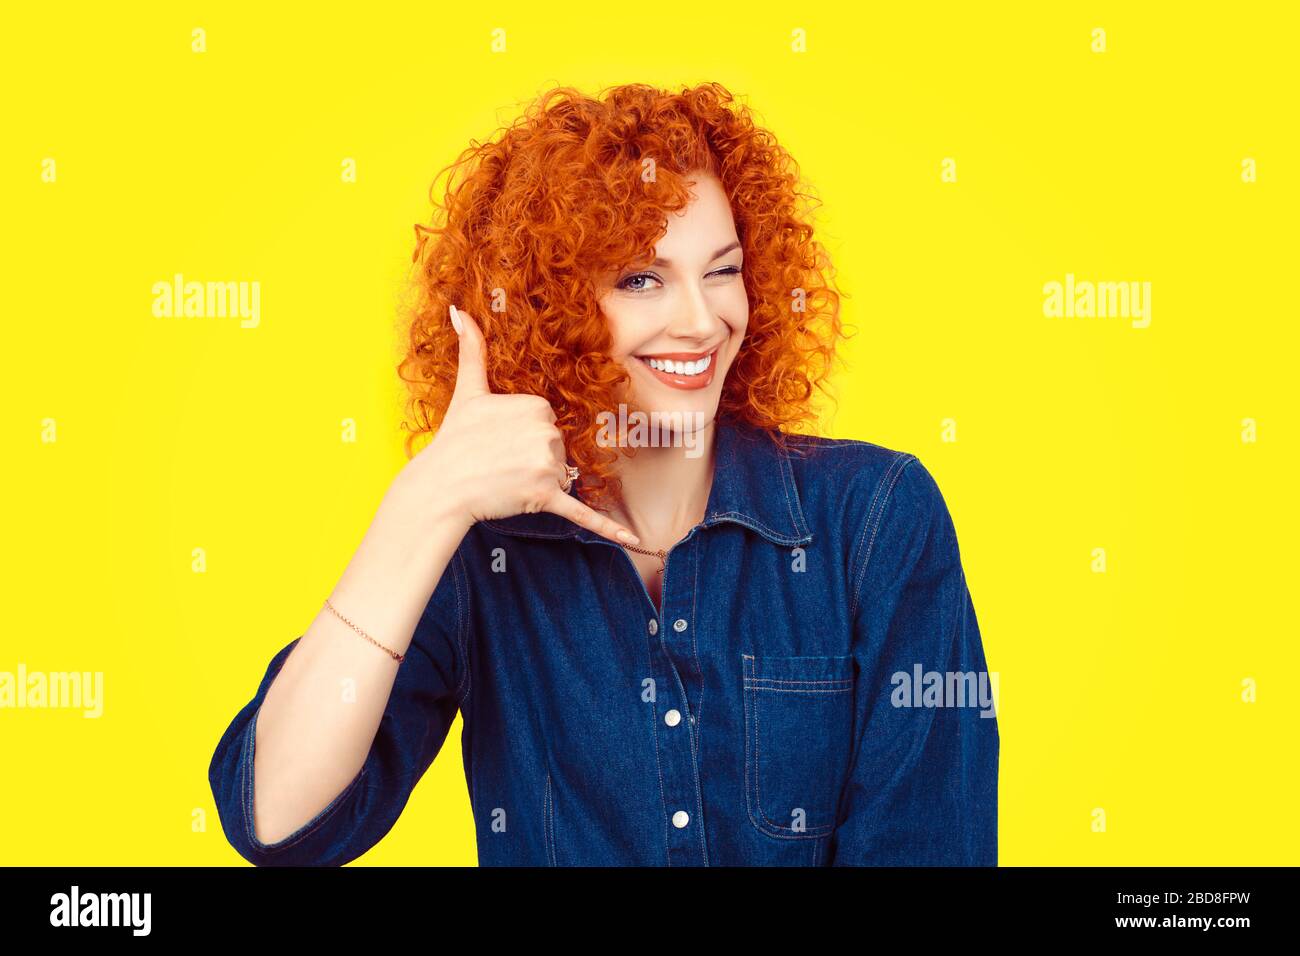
[559,464,580,493]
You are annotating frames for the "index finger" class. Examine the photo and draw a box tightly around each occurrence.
[544,491,641,546]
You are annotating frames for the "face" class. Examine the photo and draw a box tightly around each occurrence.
[595,169,748,441]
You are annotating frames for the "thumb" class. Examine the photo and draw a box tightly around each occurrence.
[448,304,491,405]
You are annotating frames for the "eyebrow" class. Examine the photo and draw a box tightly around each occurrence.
[652,240,742,268]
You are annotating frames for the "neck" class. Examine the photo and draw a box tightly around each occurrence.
[607,420,719,549]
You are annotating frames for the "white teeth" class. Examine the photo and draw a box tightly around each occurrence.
[644,353,712,376]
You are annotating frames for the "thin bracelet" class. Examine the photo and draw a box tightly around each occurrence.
[322,598,405,663]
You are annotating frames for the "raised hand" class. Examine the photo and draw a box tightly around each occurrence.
[398,304,639,547]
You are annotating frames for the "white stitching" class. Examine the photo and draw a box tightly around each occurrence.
[741,653,852,840]
[451,550,471,707]
[850,455,916,620]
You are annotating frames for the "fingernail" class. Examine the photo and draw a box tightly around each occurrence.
[617,530,640,545]
[448,303,463,335]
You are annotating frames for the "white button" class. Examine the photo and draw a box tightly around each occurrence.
[672,810,690,829]
[648,619,658,635]
[673,618,688,633]
[664,709,682,727]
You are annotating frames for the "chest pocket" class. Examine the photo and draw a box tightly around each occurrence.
[742,653,856,840]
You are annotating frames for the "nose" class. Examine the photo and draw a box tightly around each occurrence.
[666,276,724,344]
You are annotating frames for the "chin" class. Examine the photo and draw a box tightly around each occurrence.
[629,383,719,419]
[600,385,721,457]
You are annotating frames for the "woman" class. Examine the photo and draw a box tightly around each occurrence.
[208,82,998,866]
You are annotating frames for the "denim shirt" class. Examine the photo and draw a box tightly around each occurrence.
[209,416,999,866]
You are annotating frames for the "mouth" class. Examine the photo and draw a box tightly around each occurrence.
[632,347,719,391]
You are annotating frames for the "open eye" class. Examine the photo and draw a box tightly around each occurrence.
[617,272,662,293]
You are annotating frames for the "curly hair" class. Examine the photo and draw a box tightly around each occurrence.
[398,81,847,512]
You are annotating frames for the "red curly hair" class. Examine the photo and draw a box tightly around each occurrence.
[398,81,847,512]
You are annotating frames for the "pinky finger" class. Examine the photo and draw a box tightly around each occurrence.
[544,492,640,547]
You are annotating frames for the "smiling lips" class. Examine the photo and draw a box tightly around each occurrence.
[634,348,718,390]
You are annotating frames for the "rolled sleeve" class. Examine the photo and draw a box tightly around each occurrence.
[830,456,999,865]
[208,550,470,866]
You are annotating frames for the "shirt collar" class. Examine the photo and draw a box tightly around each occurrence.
[481,415,813,547]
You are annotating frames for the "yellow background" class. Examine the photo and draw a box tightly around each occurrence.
[3,3,1295,865]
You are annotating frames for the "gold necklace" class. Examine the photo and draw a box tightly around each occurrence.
[621,541,668,574]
